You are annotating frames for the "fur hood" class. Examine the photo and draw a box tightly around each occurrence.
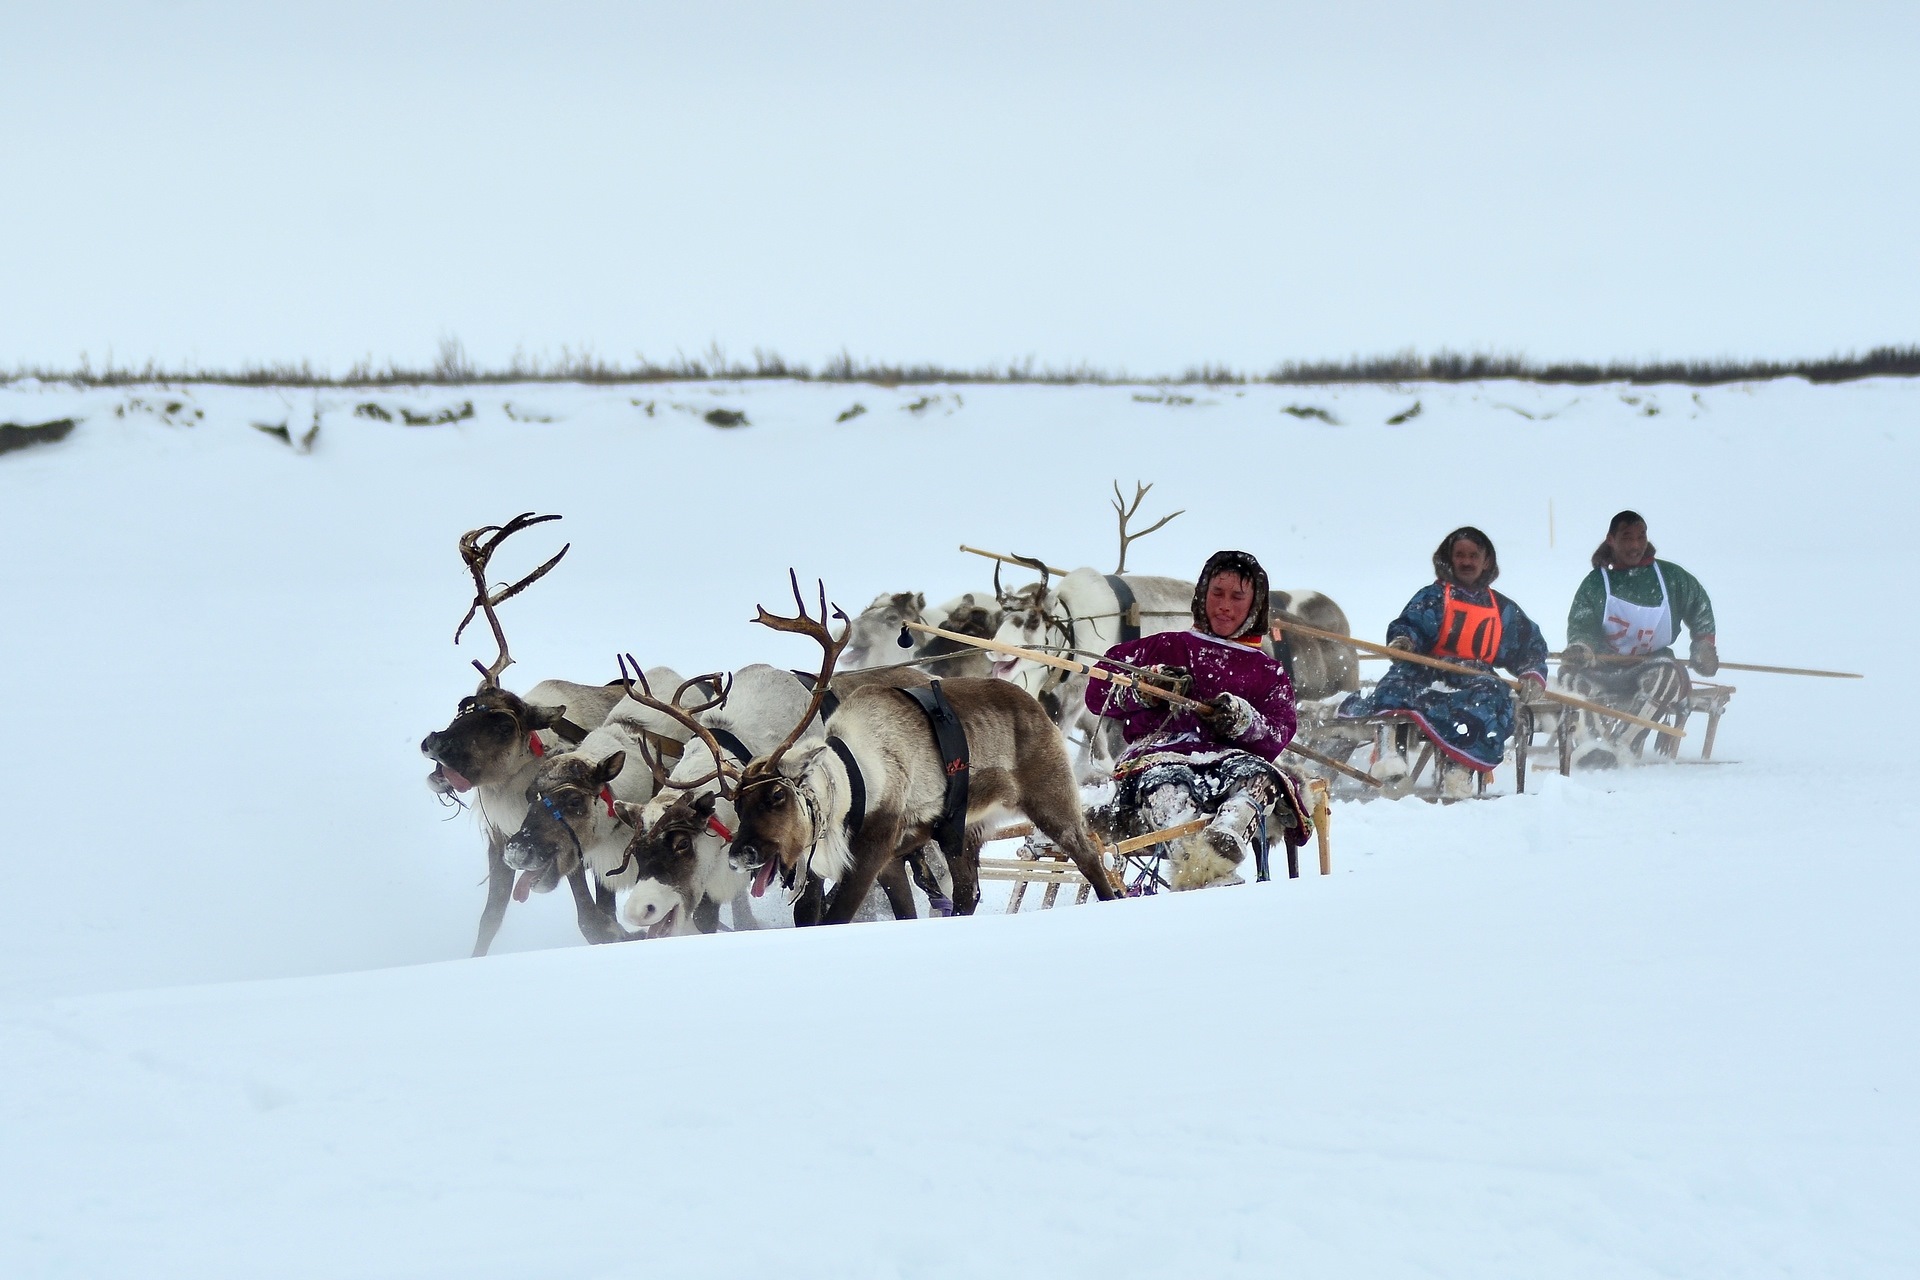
[1432,526,1499,589]
[1190,549,1270,640]
[1591,541,1659,570]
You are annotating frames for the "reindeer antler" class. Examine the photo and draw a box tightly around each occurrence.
[455,512,569,689]
[753,570,851,769]
[617,656,740,798]
[1112,481,1183,574]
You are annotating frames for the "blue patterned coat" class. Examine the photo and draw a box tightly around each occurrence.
[1337,581,1549,770]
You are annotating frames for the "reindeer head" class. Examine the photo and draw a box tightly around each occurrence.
[839,591,926,670]
[728,754,824,885]
[988,583,1059,693]
[502,750,626,882]
[614,790,736,938]
[726,572,849,888]
[421,688,571,794]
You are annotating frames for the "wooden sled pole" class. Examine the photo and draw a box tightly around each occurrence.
[903,620,1384,788]
[958,545,1072,577]
[904,619,1210,709]
[1284,740,1381,789]
[1548,651,1863,680]
[1310,779,1331,876]
[1273,618,1684,741]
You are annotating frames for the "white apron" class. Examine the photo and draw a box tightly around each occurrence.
[1600,564,1675,656]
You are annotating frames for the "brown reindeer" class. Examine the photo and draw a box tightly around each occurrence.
[419,512,628,954]
[729,574,1118,924]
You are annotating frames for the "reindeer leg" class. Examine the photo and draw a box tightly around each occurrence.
[791,876,827,927]
[876,860,918,920]
[568,866,625,944]
[949,833,983,916]
[473,831,514,958]
[822,816,906,925]
[1026,798,1118,902]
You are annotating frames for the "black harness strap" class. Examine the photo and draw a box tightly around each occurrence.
[552,717,592,745]
[709,726,756,769]
[788,670,842,721]
[1104,575,1142,643]
[896,680,970,866]
[827,736,866,839]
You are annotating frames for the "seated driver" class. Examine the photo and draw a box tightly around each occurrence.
[1560,510,1719,767]
[1335,526,1550,797]
[1086,550,1309,890]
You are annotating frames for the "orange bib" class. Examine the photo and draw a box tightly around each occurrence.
[1434,585,1503,663]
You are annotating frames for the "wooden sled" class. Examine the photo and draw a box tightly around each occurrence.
[980,780,1332,912]
[1522,673,1735,769]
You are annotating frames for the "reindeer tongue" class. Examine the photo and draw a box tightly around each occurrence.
[645,905,678,939]
[438,763,472,793]
[751,859,777,898]
[512,870,538,903]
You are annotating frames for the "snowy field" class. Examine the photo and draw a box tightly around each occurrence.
[2,376,1916,1277]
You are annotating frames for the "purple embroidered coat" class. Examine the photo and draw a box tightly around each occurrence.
[1086,629,1298,765]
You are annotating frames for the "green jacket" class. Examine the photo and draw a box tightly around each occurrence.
[1567,558,1715,656]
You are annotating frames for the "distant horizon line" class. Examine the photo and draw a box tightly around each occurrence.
[5,343,1917,390]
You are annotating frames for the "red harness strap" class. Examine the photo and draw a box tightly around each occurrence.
[598,786,617,818]
[528,732,546,757]
[707,815,735,841]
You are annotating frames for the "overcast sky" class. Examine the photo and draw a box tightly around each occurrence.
[4,2,1916,374]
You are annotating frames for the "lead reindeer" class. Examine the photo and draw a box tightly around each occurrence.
[729,574,1119,924]
[419,513,631,955]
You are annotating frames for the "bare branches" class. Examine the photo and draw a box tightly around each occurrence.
[753,570,851,769]
[454,512,569,689]
[617,656,739,798]
[1111,481,1183,574]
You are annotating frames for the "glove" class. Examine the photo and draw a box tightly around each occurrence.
[1133,664,1192,707]
[1203,692,1256,737]
[1515,672,1549,704]
[1689,634,1719,677]
[1386,635,1416,654]
[1561,642,1595,671]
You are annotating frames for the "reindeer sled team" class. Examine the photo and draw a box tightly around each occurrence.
[422,504,1740,956]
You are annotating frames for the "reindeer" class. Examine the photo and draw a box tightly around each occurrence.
[608,657,952,938]
[1270,590,1360,701]
[419,513,634,955]
[729,575,1119,925]
[497,666,700,923]
[840,590,1003,678]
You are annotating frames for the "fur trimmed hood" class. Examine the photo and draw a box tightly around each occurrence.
[1592,541,1659,570]
[1190,550,1270,641]
[1432,527,1499,589]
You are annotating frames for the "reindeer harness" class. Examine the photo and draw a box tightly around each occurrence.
[897,681,971,867]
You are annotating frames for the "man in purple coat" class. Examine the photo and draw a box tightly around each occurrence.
[1086,550,1307,890]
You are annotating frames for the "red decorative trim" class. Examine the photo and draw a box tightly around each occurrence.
[1367,708,1497,774]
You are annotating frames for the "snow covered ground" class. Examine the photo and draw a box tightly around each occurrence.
[2,376,1915,1277]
